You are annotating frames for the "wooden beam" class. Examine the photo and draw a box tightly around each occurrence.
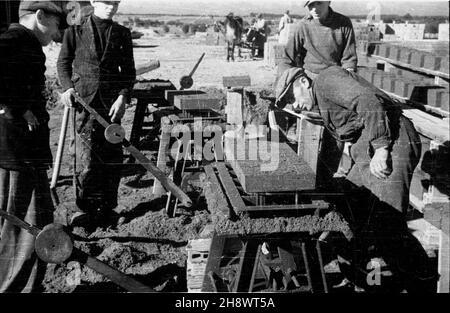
[204,164,231,218]
[215,162,247,214]
[243,201,329,212]
[372,55,449,79]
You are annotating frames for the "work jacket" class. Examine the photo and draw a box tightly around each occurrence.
[0,24,52,170]
[57,14,136,108]
[313,66,403,150]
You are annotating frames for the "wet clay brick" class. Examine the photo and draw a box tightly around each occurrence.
[410,51,425,68]
[378,44,391,59]
[223,76,251,88]
[439,57,449,74]
[394,80,413,98]
[424,55,441,71]
[399,48,413,64]
[228,140,316,193]
[173,94,221,111]
[381,75,396,92]
[389,46,402,61]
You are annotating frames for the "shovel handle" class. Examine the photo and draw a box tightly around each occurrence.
[50,105,71,189]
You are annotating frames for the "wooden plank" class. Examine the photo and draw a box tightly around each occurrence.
[223,75,251,88]
[234,242,257,292]
[438,232,449,293]
[382,90,450,143]
[215,162,247,213]
[225,90,244,125]
[173,94,221,111]
[164,90,205,105]
[297,117,324,175]
[202,234,227,292]
[243,201,329,212]
[204,164,231,218]
[152,130,172,196]
[372,55,450,79]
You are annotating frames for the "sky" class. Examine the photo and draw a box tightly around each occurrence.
[116,0,450,17]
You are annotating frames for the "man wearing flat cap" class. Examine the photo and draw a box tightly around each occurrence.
[0,0,67,292]
[276,1,358,190]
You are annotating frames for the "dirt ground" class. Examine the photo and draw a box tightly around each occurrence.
[40,28,350,293]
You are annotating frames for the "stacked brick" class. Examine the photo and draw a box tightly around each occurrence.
[372,43,449,75]
[264,40,287,68]
[358,67,434,99]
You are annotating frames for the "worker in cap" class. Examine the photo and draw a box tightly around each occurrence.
[18,0,69,42]
[58,0,136,229]
[0,1,68,292]
[276,65,438,292]
[275,0,357,190]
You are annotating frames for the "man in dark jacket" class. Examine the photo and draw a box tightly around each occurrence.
[57,0,136,228]
[0,1,67,292]
[276,1,358,189]
[276,66,437,291]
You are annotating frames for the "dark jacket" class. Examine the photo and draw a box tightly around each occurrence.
[278,8,357,77]
[0,24,52,170]
[57,15,136,107]
[313,66,402,150]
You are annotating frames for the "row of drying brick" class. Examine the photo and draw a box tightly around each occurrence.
[358,67,449,111]
[358,41,449,75]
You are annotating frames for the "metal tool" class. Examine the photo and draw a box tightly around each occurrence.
[0,209,153,292]
[180,53,205,90]
[73,93,192,208]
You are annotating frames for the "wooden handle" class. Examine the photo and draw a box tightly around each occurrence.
[50,105,70,189]
[188,53,205,78]
[136,60,160,76]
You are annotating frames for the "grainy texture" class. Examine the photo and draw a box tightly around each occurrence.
[173,94,221,111]
[227,140,316,193]
[222,75,251,88]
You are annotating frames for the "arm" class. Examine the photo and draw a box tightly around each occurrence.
[340,19,358,71]
[276,25,305,82]
[109,28,136,123]
[118,28,136,102]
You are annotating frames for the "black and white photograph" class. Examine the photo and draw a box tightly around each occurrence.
[0,0,448,304]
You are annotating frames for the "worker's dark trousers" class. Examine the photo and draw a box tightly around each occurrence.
[342,116,437,289]
[73,98,123,216]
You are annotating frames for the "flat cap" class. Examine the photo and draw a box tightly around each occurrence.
[304,1,329,7]
[19,1,65,19]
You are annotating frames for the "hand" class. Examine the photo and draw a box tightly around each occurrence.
[293,76,313,111]
[370,146,392,179]
[60,88,76,108]
[23,110,39,131]
[109,95,126,123]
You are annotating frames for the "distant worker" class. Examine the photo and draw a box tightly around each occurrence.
[278,10,293,44]
[248,13,268,58]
